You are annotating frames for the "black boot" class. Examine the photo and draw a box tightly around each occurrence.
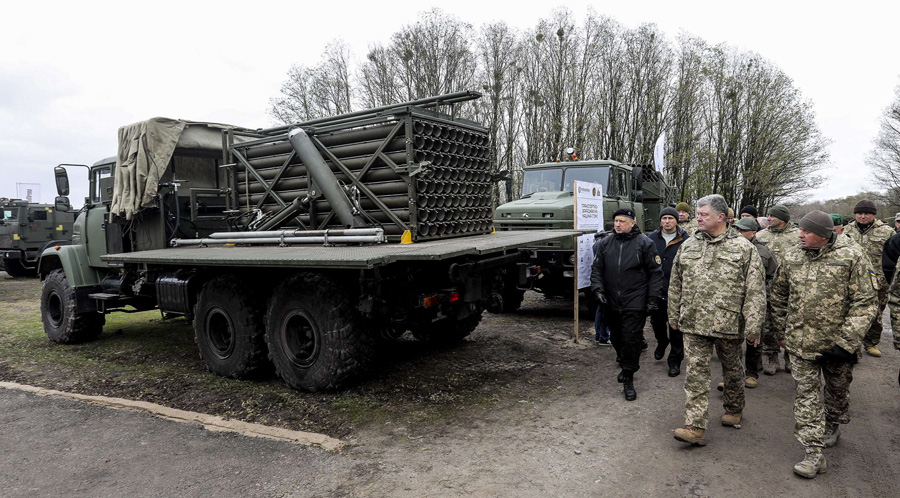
[617,369,625,383]
[623,372,636,401]
[668,363,681,377]
[654,344,667,361]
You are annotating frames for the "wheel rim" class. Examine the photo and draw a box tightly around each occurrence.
[280,310,319,369]
[205,307,235,360]
[47,290,63,327]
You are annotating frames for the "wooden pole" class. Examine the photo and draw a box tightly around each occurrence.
[573,234,580,343]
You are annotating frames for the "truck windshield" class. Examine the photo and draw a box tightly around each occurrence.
[2,209,17,221]
[521,166,610,195]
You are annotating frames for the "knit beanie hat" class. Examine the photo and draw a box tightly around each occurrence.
[660,207,678,220]
[675,202,691,213]
[799,210,834,238]
[853,199,877,215]
[767,204,791,223]
[740,205,758,218]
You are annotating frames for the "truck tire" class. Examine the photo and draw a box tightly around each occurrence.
[265,273,375,392]
[490,287,525,314]
[412,309,483,345]
[41,269,104,343]
[193,275,269,379]
[3,258,37,278]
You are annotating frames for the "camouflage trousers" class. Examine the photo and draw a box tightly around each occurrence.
[890,293,900,351]
[683,334,744,429]
[760,308,780,356]
[789,354,854,449]
[863,284,888,347]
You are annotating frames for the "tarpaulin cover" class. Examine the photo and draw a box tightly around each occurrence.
[110,117,234,220]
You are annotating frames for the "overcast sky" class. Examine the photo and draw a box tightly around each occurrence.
[2,1,898,206]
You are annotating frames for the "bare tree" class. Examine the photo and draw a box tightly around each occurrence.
[870,80,900,206]
[268,41,354,124]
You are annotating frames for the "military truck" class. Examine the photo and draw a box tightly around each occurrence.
[0,198,74,277]
[38,92,575,392]
[493,157,673,311]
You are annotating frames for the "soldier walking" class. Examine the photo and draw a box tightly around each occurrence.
[590,208,664,401]
[845,199,894,357]
[669,195,766,446]
[733,217,779,387]
[769,211,877,478]
[755,204,800,374]
[648,207,689,377]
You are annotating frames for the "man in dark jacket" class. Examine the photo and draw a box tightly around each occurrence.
[647,207,688,377]
[590,208,665,401]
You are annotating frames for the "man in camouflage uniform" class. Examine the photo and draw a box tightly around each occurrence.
[733,217,779,388]
[845,199,894,357]
[676,202,698,237]
[770,210,877,478]
[755,204,800,374]
[669,194,766,446]
[886,267,900,386]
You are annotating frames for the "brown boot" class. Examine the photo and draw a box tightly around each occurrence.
[744,377,758,388]
[674,426,707,446]
[721,411,742,427]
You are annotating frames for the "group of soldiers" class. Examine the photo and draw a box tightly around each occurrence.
[590,194,899,479]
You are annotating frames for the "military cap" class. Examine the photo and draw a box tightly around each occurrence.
[829,213,843,226]
[734,217,761,232]
[613,208,636,220]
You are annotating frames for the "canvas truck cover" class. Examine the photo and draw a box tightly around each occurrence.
[110,117,234,220]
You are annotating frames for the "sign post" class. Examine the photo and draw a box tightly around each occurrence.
[572,181,605,343]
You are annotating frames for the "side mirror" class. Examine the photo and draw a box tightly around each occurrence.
[631,166,644,192]
[55,166,70,196]
[55,196,71,213]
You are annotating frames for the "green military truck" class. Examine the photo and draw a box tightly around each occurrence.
[38,92,575,392]
[0,198,74,277]
[493,158,673,310]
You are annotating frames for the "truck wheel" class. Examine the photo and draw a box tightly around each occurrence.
[412,309,483,345]
[41,269,104,343]
[489,287,525,314]
[265,273,375,392]
[193,275,269,379]
[3,258,37,278]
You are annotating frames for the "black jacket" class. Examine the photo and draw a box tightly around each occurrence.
[883,232,900,285]
[590,225,665,311]
[647,226,689,295]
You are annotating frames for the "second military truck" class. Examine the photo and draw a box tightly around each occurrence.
[493,157,673,310]
[1,197,74,277]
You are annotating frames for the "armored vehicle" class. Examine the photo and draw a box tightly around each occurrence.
[39,92,575,391]
[0,198,74,277]
[493,158,673,310]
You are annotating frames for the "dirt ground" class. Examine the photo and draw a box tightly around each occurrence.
[2,272,900,497]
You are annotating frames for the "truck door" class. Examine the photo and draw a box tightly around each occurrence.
[85,165,112,268]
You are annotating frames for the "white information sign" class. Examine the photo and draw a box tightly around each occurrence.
[576,233,595,289]
[573,181,604,231]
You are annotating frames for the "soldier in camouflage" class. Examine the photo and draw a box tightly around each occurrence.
[755,204,800,375]
[733,217,779,387]
[770,210,877,479]
[845,199,895,357]
[676,202,698,237]
[886,266,900,386]
[669,194,767,446]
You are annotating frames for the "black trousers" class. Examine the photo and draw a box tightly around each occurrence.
[745,342,762,378]
[649,305,684,367]
[605,308,647,374]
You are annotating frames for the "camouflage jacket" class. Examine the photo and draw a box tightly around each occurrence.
[678,218,698,237]
[668,229,767,340]
[770,235,877,360]
[755,223,800,263]
[846,219,894,285]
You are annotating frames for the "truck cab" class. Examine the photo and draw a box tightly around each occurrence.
[493,158,671,307]
[0,197,75,277]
